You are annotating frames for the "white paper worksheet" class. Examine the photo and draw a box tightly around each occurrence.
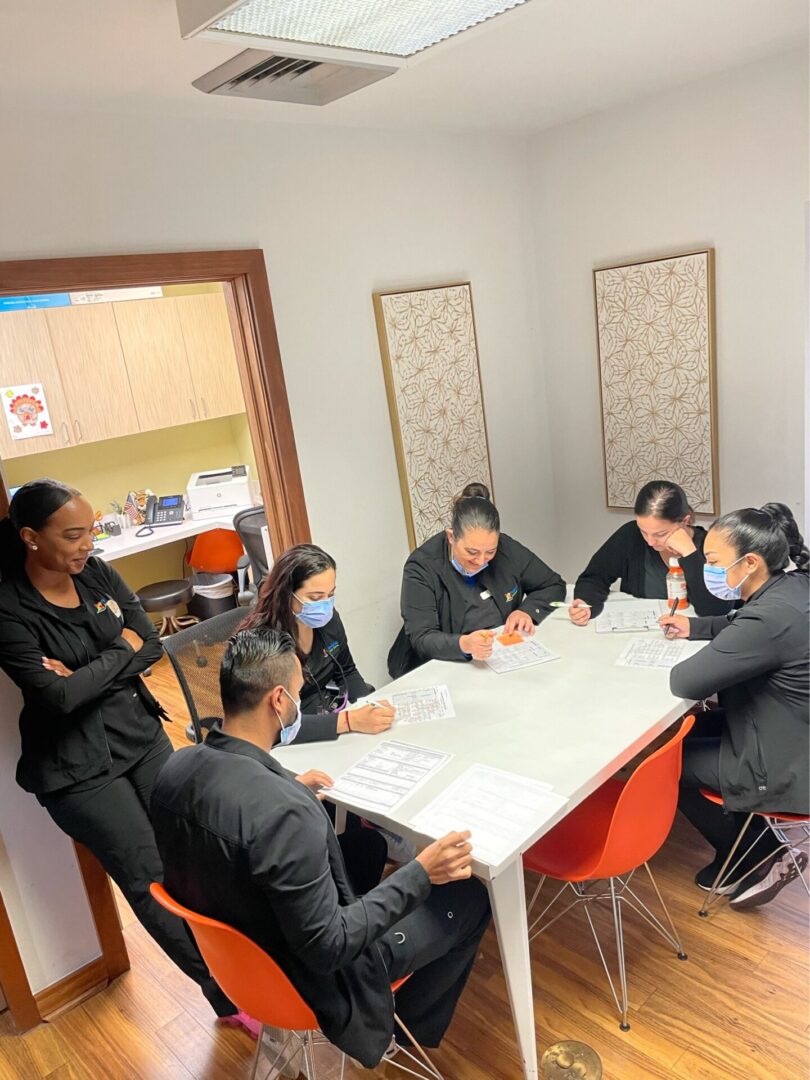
[325,741,451,812]
[484,637,559,674]
[391,685,455,725]
[594,599,669,634]
[410,764,569,867]
[616,637,686,669]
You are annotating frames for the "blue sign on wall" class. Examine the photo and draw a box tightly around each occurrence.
[0,293,71,311]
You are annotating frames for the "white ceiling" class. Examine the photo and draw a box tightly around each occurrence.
[2,0,806,133]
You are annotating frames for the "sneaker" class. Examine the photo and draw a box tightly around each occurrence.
[730,849,809,911]
[695,859,741,894]
[216,1009,261,1040]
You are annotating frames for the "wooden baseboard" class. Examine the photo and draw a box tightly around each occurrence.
[35,956,109,1021]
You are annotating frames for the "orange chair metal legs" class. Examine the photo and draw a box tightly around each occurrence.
[150,883,444,1079]
[523,715,694,1031]
[696,789,810,917]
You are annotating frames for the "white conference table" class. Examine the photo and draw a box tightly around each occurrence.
[274,605,704,1079]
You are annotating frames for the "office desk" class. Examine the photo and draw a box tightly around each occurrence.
[91,505,255,564]
[274,607,704,1079]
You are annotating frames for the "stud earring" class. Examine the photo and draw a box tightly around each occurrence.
[30,544,38,551]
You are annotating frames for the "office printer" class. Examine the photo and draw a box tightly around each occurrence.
[187,465,251,519]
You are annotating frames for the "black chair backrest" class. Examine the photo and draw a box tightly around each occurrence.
[233,506,271,590]
[162,606,247,743]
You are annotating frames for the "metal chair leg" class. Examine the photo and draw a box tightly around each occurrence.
[699,812,755,916]
[608,878,630,1031]
[642,863,687,959]
[390,1013,445,1079]
[249,1024,265,1080]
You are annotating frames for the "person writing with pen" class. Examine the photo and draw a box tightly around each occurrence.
[389,483,565,677]
[240,543,395,741]
[568,479,734,626]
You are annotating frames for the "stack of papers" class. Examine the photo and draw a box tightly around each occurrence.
[616,638,686,669]
[410,764,568,867]
[391,685,455,725]
[594,600,668,634]
[484,637,559,673]
[325,741,451,812]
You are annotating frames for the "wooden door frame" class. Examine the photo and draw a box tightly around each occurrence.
[0,250,309,1029]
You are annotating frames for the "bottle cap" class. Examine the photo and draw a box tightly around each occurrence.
[668,558,679,567]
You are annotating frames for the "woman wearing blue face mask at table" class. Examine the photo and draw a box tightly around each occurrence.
[661,503,809,910]
[389,483,565,678]
[240,544,395,742]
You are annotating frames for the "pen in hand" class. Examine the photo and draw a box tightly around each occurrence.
[664,596,679,637]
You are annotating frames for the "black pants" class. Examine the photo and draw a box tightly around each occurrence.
[40,736,238,1017]
[679,711,780,875]
[378,877,491,1048]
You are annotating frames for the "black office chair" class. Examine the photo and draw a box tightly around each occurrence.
[233,506,272,605]
[162,607,247,743]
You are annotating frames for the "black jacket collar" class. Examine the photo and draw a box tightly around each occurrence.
[204,726,288,777]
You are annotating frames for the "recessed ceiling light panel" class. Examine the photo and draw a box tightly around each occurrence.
[209,0,529,58]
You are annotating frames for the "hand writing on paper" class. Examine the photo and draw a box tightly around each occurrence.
[568,600,591,626]
[42,657,73,677]
[417,830,473,884]
[659,615,691,639]
[504,610,534,636]
[295,770,334,800]
[459,630,494,660]
[340,701,396,735]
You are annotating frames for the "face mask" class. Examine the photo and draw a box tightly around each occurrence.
[277,688,302,745]
[703,556,749,601]
[450,556,488,578]
[293,594,335,628]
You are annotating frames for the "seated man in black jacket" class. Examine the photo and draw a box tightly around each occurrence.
[151,626,490,1069]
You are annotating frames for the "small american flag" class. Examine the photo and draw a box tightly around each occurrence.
[123,491,144,525]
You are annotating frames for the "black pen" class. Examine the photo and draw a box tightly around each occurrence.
[664,596,679,637]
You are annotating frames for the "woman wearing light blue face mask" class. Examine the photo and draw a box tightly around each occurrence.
[660,504,809,911]
[240,544,395,743]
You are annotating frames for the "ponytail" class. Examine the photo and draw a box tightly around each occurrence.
[450,482,499,537]
[712,502,809,575]
[0,478,80,580]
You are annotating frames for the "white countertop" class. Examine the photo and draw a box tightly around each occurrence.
[92,504,255,562]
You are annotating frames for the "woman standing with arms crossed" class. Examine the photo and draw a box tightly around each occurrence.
[0,480,255,1036]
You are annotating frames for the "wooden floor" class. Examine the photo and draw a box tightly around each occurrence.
[1,657,808,1080]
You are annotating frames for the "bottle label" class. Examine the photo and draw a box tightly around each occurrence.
[667,575,688,605]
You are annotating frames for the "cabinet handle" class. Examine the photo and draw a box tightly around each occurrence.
[73,419,83,443]
[190,398,198,420]
[201,397,208,418]
[61,421,71,445]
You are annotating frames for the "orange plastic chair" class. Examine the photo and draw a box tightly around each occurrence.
[188,529,245,573]
[150,883,443,1079]
[696,789,810,916]
[522,713,695,1031]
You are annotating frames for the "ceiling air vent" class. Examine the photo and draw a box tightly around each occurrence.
[192,47,397,105]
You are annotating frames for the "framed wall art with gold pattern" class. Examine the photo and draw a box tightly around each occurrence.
[593,249,719,514]
[373,282,493,549]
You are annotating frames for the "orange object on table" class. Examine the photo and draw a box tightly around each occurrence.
[497,631,524,646]
[188,529,244,573]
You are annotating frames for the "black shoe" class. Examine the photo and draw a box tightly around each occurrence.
[695,859,741,894]
[730,850,809,911]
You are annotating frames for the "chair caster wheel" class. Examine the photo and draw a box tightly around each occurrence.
[677,952,688,960]
[619,1022,630,1032]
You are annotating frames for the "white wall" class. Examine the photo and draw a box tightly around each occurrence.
[0,111,552,686]
[529,50,808,579]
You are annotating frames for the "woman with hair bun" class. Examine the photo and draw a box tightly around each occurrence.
[389,483,565,678]
[569,479,733,625]
[661,502,809,911]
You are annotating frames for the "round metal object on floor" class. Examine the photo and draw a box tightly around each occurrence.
[540,1041,603,1080]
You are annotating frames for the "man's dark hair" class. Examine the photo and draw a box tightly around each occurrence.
[220,627,298,716]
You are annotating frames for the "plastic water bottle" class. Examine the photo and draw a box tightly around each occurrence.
[666,558,688,610]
